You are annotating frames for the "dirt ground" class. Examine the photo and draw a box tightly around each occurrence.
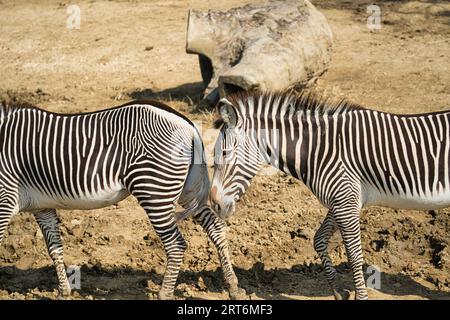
[0,0,450,300]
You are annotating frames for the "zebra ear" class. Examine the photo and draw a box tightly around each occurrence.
[219,98,238,128]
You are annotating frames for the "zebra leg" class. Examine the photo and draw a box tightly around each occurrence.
[313,212,347,300]
[192,206,246,299]
[34,209,71,297]
[133,192,186,300]
[333,207,368,300]
[0,189,19,246]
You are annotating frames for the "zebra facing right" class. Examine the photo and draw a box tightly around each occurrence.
[0,99,242,299]
[210,90,450,300]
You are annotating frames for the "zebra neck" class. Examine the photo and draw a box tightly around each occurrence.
[255,111,338,186]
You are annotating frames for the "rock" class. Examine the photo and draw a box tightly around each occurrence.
[15,255,36,270]
[186,0,333,105]
[289,228,310,240]
[249,292,259,300]
[371,239,386,252]
[70,219,82,226]
[72,225,85,238]
[197,276,207,291]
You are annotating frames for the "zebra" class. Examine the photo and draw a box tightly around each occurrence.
[0,99,243,300]
[209,90,450,300]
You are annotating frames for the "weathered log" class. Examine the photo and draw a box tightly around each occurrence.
[186,0,333,106]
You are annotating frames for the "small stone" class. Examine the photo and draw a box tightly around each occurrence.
[197,276,207,291]
[249,293,259,300]
[71,219,81,226]
[16,255,36,270]
[72,225,84,238]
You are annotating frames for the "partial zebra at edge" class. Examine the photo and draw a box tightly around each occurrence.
[0,99,242,300]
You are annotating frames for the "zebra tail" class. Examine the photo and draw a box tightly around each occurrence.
[175,130,210,223]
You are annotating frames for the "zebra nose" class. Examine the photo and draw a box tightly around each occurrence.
[214,199,234,217]
[210,186,218,200]
[210,186,221,211]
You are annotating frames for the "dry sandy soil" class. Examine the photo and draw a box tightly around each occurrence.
[0,0,450,300]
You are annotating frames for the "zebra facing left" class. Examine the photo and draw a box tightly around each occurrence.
[0,99,243,299]
[210,90,450,300]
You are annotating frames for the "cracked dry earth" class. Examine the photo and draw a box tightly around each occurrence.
[0,0,449,299]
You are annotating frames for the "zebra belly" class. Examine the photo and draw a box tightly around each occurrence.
[19,187,130,211]
[364,187,450,210]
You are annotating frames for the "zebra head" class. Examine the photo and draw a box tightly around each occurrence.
[210,97,264,220]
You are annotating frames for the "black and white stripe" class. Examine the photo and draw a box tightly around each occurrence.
[210,90,450,300]
[0,100,241,299]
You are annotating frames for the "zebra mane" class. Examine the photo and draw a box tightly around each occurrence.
[213,90,365,129]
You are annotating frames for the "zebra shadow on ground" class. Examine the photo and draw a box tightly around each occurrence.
[0,261,448,300]
[127,82,207,112]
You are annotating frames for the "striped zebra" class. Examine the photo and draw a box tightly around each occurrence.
[210,90,450,300]
[0,99,242,300]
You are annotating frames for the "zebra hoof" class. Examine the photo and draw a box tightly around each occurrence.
[229,287,247,300]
